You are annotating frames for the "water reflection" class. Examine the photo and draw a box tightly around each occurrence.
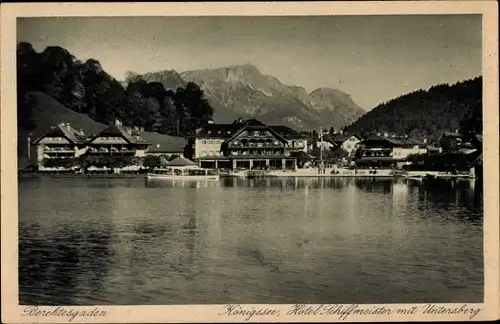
[145,179,220,189]
[19,227,114,305]
[19,177,484,305]
[354,178,394,194]
[221,177,352,190]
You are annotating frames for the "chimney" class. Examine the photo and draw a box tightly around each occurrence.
[377,132,381,136]
[79,128,85,136]
[139,126,144,132]
[384,132,388,138]
[207,120,214,124]
[455,128,459,134]
[115,119,122,126]
[423,138,428,144]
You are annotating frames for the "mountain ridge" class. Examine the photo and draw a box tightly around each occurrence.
[130,63,365,130]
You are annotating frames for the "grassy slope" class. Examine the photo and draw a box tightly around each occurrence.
[18,91,186,169]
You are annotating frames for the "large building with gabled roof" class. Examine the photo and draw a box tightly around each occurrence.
[32,119,152,168]
[86,120,150,156]
[31,122,89,166]
[193,118,308,170]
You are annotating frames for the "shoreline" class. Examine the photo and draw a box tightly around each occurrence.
[18,173,477,180]
[18,173,146,179]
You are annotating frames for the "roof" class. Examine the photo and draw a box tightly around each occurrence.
[360,135,426,147]
[89,124,150,144]
[328,133,362,144]
[196,119,306,140]
[361,135,404,146]
[159,156,170,166]
[225,120,288,144]
[196,123,241,138]
[141,132,187,153]
[32,123,87,144]
[166,156,196,166]
[404,138,425,146]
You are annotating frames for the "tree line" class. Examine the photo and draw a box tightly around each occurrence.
[344,77,483,141]
[17,42,213,137]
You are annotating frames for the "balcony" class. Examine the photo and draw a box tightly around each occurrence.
[229,139,283,149]
[230,149,284,156]
[43,146,75,153]
[362,149,392,157]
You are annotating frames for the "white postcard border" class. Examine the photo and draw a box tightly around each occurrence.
[1,2,499,323]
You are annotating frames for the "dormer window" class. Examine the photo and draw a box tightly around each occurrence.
[207,130,211,134]
[217,130,222,134]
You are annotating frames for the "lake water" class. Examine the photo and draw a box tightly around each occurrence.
[18,177,484,305]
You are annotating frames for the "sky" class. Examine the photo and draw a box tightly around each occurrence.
[17,15,481,110]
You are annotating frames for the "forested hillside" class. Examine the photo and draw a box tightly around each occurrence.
[17,42,214,138]
[345,77,482,140]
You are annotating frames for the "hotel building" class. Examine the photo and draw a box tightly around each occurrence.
[193,119,308,170]
[32,122,89,167]
[86,120,150,157]
[32,120,152,167]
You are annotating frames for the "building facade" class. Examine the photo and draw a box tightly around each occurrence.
[330,133,363,156]
[86,121,150,157]
[32,120,152,169]
[32,122,88,167]
[355,135,428,167]
[194,119,307,170]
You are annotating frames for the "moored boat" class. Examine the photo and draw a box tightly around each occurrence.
[146,156,219,181]
[146,171,219,181]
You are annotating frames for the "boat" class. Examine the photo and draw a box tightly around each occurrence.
[146,156,219,181]
[405,170,475,180]
[146,170,219,181]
